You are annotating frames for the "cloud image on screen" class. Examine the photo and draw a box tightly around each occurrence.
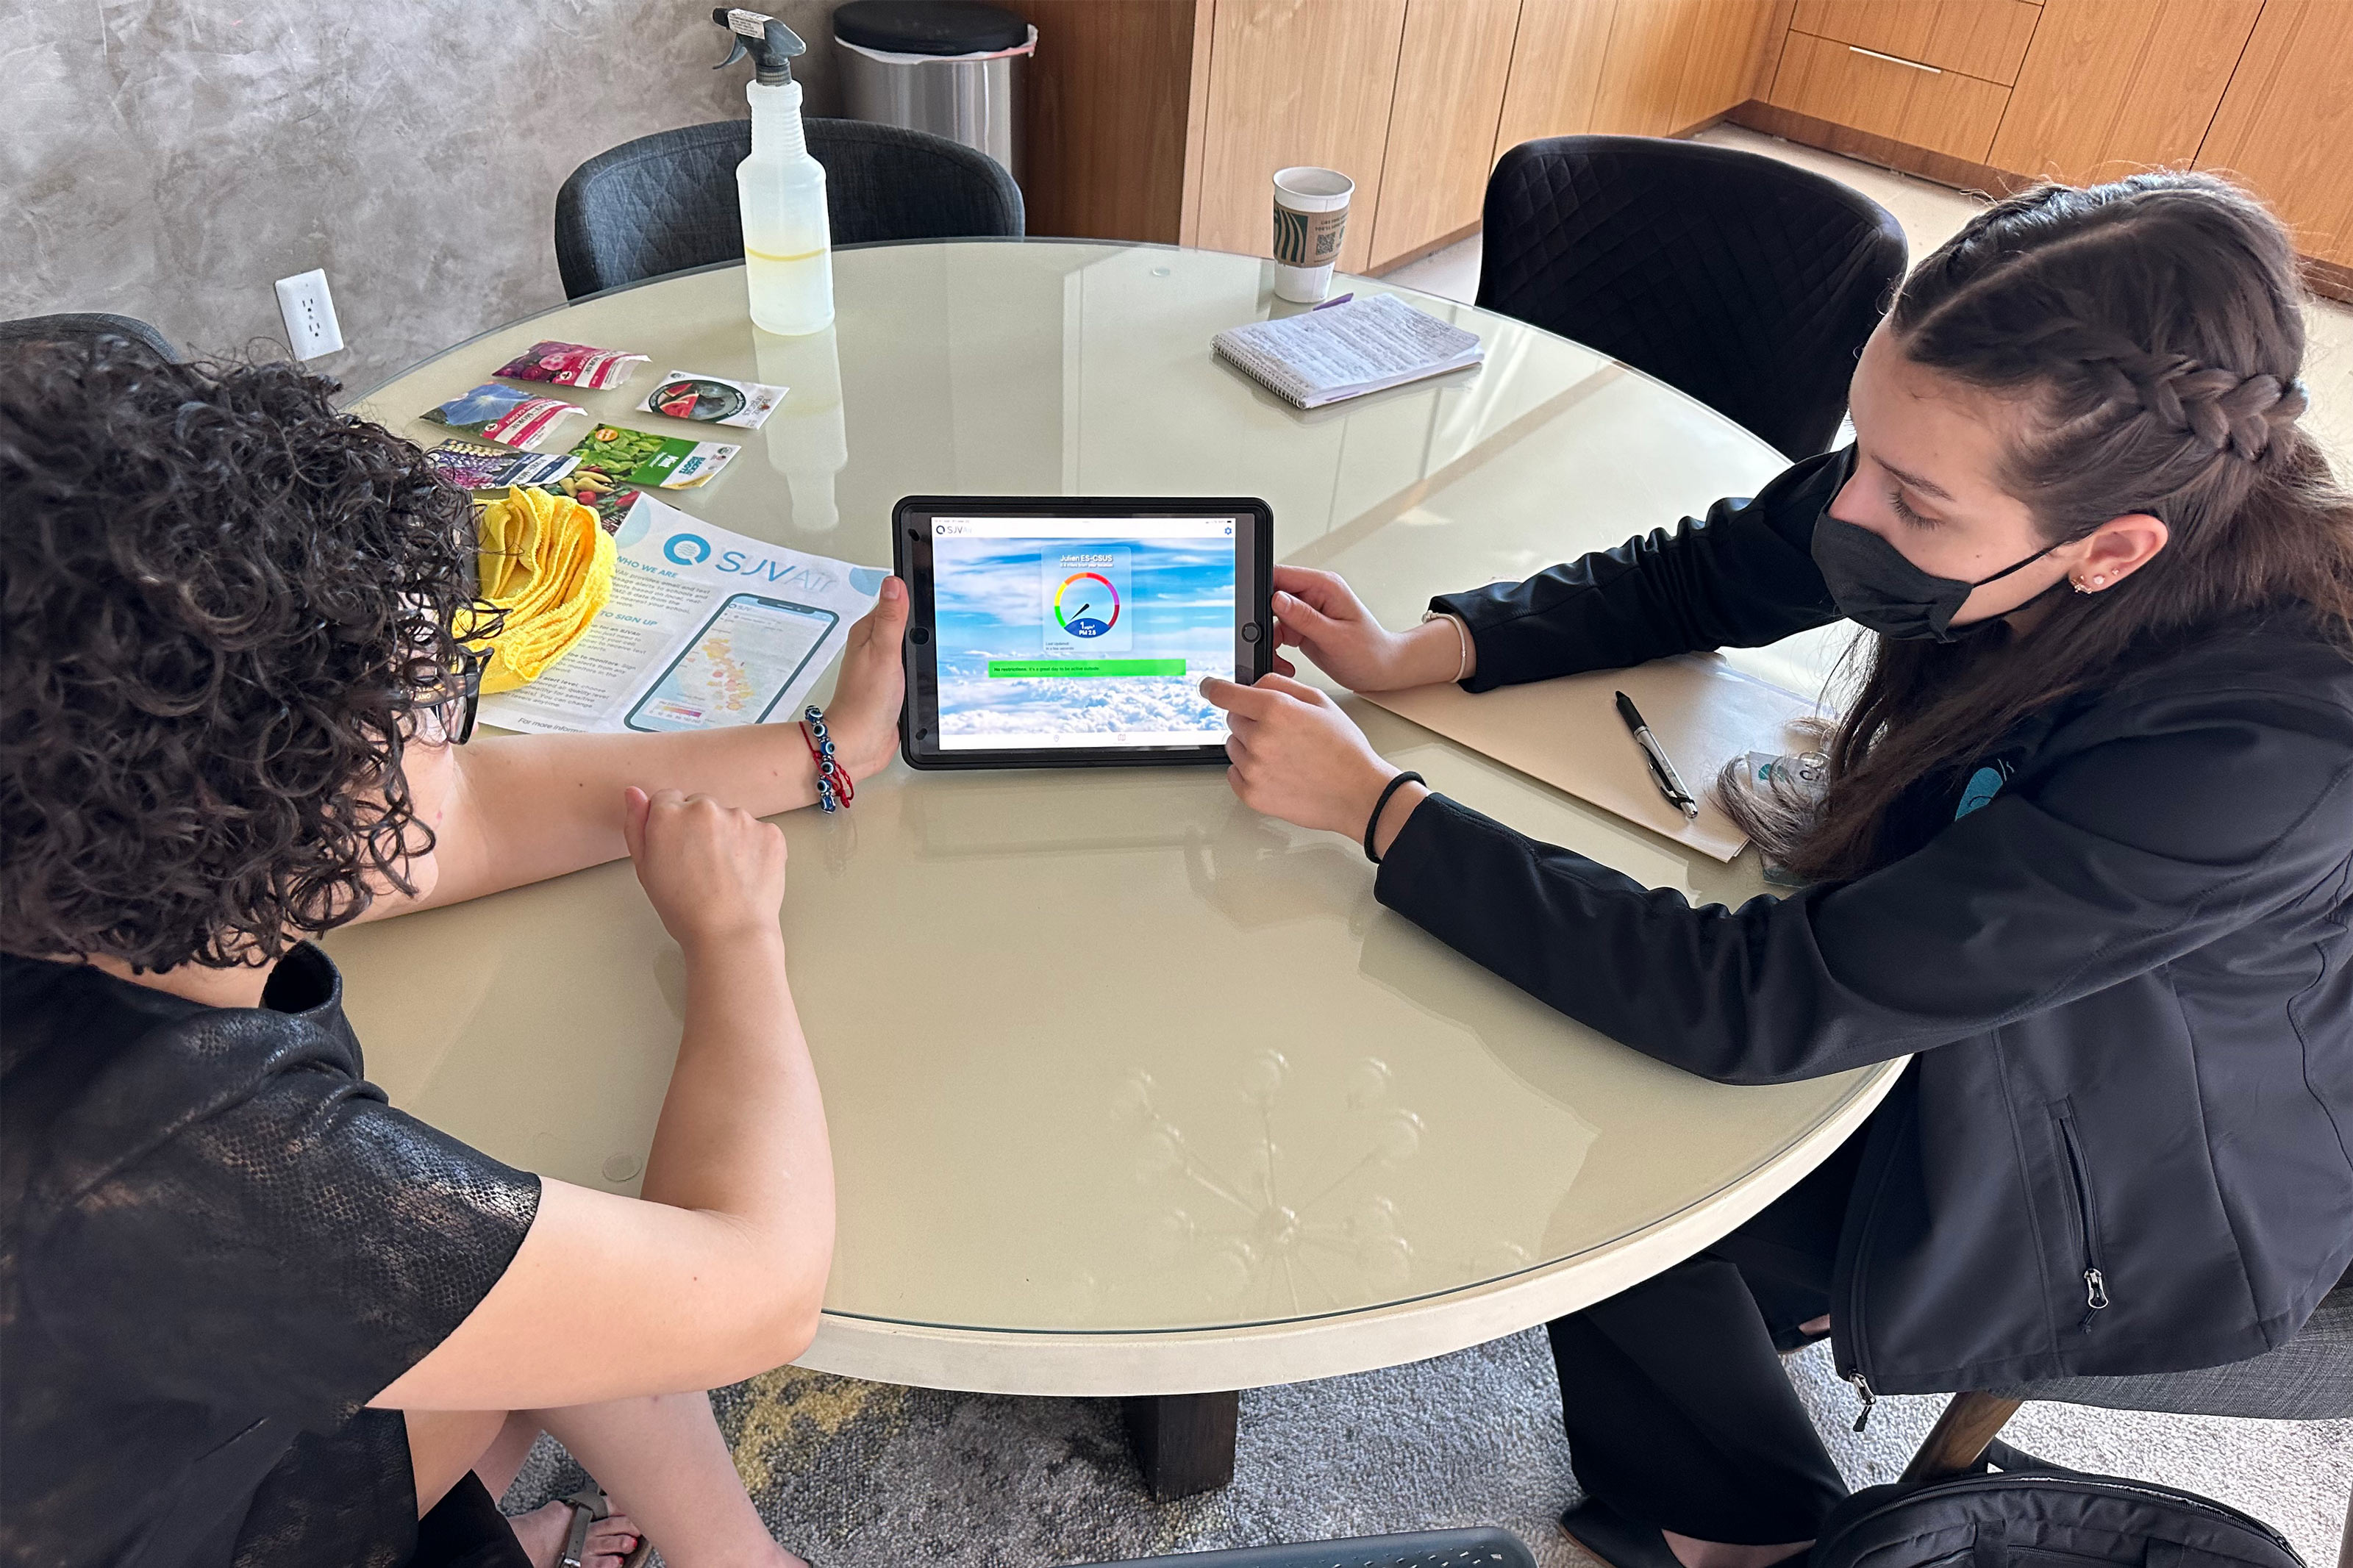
[932,535,1235,745]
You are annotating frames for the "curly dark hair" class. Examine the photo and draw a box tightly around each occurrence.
[1,334,496,971]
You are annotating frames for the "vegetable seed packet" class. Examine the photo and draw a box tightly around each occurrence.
[423,384,590,451]
[636,370,788,430]
[493,340,649,390]
[565,423,741,491]
[529,469,645,534]
[423,439,579,491]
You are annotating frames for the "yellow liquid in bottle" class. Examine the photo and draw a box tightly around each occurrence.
[746,245,833,337]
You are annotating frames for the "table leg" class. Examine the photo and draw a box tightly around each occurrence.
[1123,1392,1239,1500]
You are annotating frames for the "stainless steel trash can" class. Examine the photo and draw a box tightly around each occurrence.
[834,1,1036,185]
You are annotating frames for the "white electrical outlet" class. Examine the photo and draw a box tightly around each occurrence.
[274,269,345,359]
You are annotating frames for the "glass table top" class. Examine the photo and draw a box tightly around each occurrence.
[332,242,1888,1344]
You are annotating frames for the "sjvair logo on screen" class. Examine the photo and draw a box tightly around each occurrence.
[664,532,713,566]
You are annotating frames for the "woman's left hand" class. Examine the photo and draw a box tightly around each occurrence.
[827,576,910,781]
[1199,673,1419,845]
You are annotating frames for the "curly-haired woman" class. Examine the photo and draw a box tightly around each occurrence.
[1,335,907,1568]
[1204,173,2353,1562]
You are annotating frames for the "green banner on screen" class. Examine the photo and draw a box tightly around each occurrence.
[987,658,1187,679]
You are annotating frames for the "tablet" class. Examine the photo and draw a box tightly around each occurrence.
[895,496,1274,770]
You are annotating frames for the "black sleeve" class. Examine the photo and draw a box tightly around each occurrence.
[1430,445,1851,691]
[1373,684,2353,1084]
[26,1023,540,1425]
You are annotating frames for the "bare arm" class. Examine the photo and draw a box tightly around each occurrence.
[372,787,832,1409]
[377,579,907,917]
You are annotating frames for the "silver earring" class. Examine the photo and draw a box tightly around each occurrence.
[2091,574,2107,587]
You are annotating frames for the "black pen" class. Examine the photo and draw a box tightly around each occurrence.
[1614,690,1699,819]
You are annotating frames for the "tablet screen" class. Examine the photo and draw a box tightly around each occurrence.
[927,514,1241,752]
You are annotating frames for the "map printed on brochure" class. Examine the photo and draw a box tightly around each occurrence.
[479,495,885,737]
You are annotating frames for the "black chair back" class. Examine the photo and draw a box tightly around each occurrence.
[555,118,1024,299]
[1477,135,1908,458]
[0,312,179,361]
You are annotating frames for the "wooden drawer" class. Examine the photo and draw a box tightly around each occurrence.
[1768,29,2011,164]
[1790,0,2042,85]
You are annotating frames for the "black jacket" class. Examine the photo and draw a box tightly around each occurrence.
[1376,448,2353,1394]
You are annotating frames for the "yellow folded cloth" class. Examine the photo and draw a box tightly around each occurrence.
[472,485,615,692]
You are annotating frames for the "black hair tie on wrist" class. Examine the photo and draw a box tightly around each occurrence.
[1364,771,1425,864]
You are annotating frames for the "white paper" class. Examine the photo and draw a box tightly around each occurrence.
[479,495,884,736]
[1213,294,1483,408]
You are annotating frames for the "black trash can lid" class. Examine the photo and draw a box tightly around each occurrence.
[833,1,1029,56]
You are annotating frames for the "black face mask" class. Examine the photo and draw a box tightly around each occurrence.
[1810,512,2059,642]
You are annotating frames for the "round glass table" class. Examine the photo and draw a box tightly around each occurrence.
[337,241,1898,1407]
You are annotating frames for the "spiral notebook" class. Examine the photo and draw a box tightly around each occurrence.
[1213,294,1484,409]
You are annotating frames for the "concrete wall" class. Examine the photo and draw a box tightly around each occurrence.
[4,0,849,394]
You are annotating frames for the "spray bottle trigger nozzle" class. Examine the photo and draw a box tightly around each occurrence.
[713,8,807,82]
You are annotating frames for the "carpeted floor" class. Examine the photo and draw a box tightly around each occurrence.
[504,1327,2350,1568]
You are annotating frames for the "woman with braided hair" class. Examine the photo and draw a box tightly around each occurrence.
[1200,171,2353,1562]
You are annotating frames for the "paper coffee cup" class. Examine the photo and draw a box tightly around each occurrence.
[1271,166,1353,303]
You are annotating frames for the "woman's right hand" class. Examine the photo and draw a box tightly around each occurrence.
[621,785,788,948]
[1269,566,1468,690]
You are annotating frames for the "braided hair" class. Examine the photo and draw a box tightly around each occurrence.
[1751,172,2353,882]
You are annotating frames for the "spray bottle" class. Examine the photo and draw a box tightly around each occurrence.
[714,8,834,336]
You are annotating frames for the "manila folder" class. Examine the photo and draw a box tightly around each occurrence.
[1364,653,1825,862]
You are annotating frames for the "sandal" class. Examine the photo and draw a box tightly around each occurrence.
[557,1486,653,1568]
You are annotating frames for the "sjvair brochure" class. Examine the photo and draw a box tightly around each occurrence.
[479,495,885,736]
[1212,293,1484,409]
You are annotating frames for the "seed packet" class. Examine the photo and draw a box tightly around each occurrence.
[530,470,645,534]
[423,384,590,450]
[422,440,580,491]
[1742,749,1829,802]
[1740,750,1829,889]
[565,423,740,490]
[636,370,788,429]
[493,340,649,390]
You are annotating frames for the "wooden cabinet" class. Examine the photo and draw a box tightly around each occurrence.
[1735,0,2352,292]
[1013,0,1209,245]
[1985,0,2263,185]
[2196,0,2353,268]
[1790,0,2040,85]
[1189,0,1411,276]
[1015,0,2350,296]
[1497,0,1776,150]
[1492,0,1622,149]
[1674,0,1785,128]
[1368,0,1524,267]
[1768,26,2011,162]
[1029,0,1789,276]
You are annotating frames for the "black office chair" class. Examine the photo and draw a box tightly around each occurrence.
[0,312,179,361]
[1904,1281,2353,1565]
[554,118,1024,299]
[1477,135,1907,459]
[1081,1527,1538,1568]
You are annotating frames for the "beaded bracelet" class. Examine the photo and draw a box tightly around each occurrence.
[801,706,854,813]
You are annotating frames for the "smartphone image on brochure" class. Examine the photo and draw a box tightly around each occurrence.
[624,593,840,733]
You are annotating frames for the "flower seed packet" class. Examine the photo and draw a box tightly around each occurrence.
[421,384,591,450]
[636,370,788,429]
[493,340,649,390]
[565,423,741,490]
[422,440,579,491]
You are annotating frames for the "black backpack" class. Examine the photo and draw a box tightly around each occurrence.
[1813,1450,2305,1568]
